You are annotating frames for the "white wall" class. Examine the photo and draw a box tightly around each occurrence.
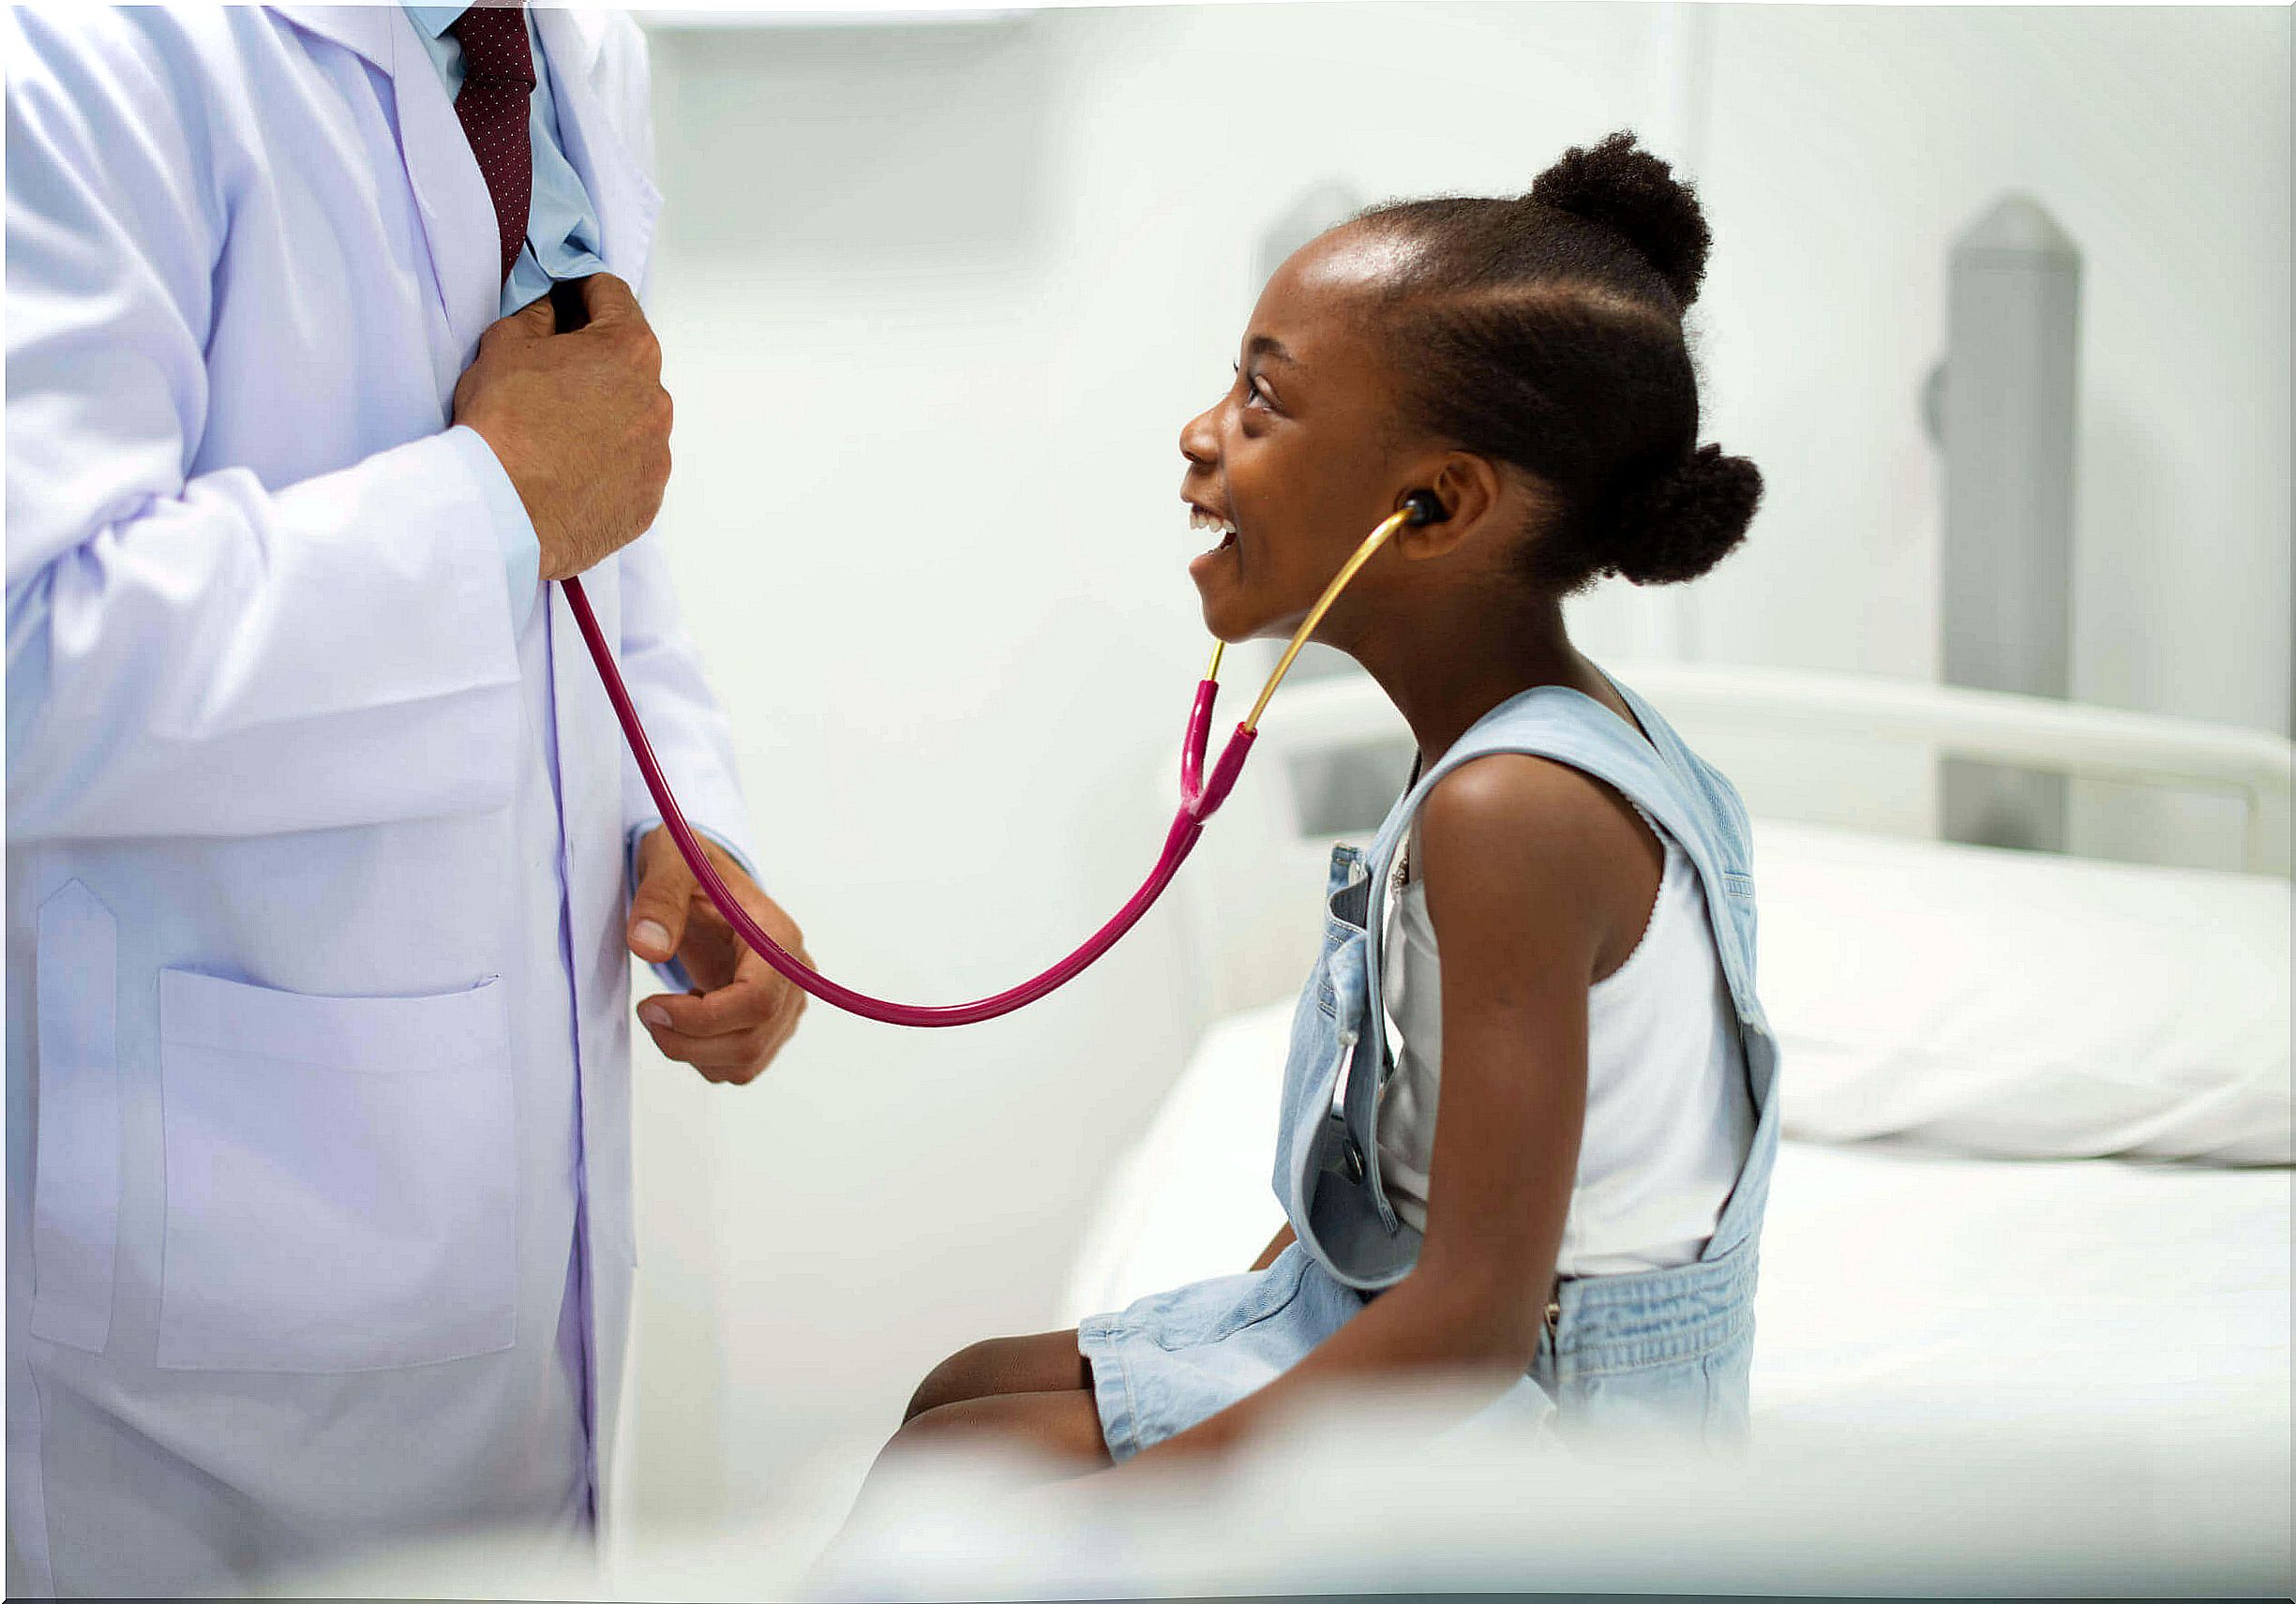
[1685,4,2292,857]
[621,0,2291,1545]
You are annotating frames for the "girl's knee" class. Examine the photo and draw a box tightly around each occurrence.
[904,1340,995,1424]
[905,1330,1086,1423]
[889,1397,966,1453]
[889,1390,1113,1471]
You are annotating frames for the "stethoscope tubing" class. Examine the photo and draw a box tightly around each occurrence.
[562,503,1410,1029]
[563,577,1254,1027]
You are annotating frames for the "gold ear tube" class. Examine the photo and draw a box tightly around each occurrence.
[1241,506,1414,731]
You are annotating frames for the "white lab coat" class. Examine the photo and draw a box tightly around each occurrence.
[4,7,754,1594]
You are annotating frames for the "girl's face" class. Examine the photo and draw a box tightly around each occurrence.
[1178,226,1425,645]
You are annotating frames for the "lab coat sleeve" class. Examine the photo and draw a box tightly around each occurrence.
[604,13,760,900]
[4,17,525,843]
[615,532,760,882]
[616,533,763,996]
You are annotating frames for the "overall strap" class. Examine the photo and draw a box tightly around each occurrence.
[1594,676,1782,1263]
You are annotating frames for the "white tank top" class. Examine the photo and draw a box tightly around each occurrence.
[1375,810,1754,1277]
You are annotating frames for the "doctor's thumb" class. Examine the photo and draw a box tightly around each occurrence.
[627,859,696,965]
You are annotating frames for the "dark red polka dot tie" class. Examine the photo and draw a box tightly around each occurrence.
[447,5,535,287]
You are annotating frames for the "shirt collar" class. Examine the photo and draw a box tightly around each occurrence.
[402,5,469,40]
[413,3,533,41]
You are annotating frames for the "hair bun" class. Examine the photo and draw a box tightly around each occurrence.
[1608,443,1762,585]
[1529,131,1713,309]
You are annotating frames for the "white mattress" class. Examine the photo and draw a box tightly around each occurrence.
[1752,1138,2288,1434]
[1063,1000,2293,1447]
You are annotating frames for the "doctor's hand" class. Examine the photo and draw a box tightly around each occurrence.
[628,827,811,1086]
[452,273,673,583]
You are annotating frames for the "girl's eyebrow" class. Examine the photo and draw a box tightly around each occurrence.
[1246,334,1299,366]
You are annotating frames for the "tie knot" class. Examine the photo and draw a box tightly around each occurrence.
[448,5,534,88]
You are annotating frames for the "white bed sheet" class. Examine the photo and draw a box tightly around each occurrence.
[1753,1138,2288,1433]
[1063,1000,2292,1447]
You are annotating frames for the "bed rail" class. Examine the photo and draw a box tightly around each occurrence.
[1252,664,2293,874]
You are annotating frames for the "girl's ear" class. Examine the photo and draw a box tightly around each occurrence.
[1395,453,1508,562]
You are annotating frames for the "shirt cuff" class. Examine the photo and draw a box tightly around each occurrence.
[626,818,763,995]
[445,424,542,636]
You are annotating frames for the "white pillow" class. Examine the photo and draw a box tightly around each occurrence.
[1753,820,2292,1165]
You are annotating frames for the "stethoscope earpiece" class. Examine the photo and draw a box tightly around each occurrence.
[1403,490,1447,527]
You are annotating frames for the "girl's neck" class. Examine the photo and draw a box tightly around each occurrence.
[1346,593,1625,770]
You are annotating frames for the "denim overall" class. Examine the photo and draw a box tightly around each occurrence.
[1079,677,1780,1461]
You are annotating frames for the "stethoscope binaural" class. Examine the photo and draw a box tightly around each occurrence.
[559,492,1441,1028]
[543,285,1442,1026]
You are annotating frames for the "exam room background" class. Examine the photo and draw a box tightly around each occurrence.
[617,1,2290,1536]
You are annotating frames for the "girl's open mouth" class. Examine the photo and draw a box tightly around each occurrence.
[1189,505,1239,556]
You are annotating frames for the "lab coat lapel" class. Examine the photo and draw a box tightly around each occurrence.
[531,7,662,285]
[267,5,395,68]
[287,4,503,357]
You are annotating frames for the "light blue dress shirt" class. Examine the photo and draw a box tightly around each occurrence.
[404,3,608,635]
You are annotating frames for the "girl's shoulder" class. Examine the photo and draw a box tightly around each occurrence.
[1420,750,1653,865]
[1415,753,1666,981]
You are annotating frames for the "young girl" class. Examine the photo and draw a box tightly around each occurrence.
[877,131,1775,1477]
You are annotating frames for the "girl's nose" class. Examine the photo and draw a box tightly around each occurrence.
[1178,399,1221,469]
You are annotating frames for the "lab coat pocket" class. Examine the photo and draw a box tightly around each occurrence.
[154,968,516,1372]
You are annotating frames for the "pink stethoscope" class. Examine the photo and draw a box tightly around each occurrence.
[559,492,1439,1027]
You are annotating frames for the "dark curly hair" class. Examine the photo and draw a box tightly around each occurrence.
[1354,131,1761,590]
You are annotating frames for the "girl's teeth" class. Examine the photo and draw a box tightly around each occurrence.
[1189,508,1239,537]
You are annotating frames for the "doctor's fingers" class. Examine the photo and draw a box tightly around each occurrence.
[639,969,787,1039]
[640,1014,781,1084]
[640,971,802,1084]
[739,944,810,1050]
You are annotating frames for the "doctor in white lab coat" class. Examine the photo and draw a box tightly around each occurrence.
[5,7,809,1594]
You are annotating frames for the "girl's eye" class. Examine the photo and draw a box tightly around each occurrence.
[1231,362,1272,412]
